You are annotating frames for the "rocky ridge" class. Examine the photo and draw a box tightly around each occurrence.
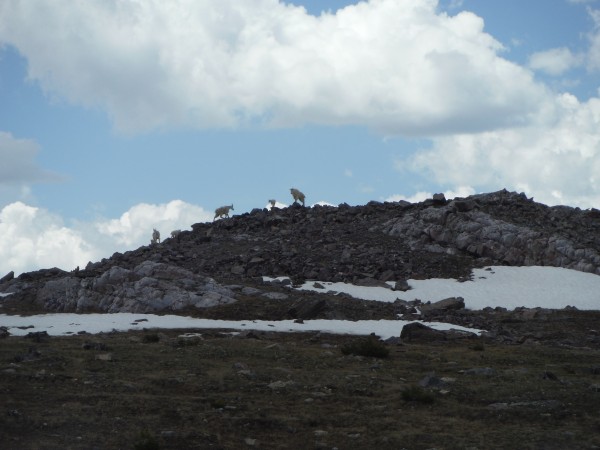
[0,189,598,315]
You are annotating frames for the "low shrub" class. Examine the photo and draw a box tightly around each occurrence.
[142,333,160,343]
[470,342,485,351]
[401,385,435,404]
[341,335,390,358]
[133,430,160,450]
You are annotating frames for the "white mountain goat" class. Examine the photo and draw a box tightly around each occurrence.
[290,188,305,206]
[269,199,276,208]
[151,228,160,245]
[214,204,234,221]
[170,229,181,239]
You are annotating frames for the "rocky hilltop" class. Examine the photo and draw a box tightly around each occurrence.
[1,189,599,315]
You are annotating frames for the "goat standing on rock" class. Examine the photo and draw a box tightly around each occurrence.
[290,188,305,206]
[151,228,160,245]
[214,204,234,221]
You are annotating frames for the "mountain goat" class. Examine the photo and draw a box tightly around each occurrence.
[214,204,234,221]
[151,228,160,245]
[170,229,181,239]
[290,188,305,206]
[269,199,276,208]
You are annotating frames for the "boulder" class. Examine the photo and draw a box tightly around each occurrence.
[0,271,14,284]
[420,297,465,313]
[432,193,447,203]
[393,280,411,292]
[400,322,477,342]
[354,277,391,289]
[400,323,447,342]
[453,199,478,212]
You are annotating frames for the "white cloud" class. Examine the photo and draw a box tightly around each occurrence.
[0,200,212,276]
[386,191,431,203]
[0,0,548,135]
[0,202,95,276]
[405,93,600,208]
[93,200,212,247]
[313,200,336,207]
[528,47,583,76]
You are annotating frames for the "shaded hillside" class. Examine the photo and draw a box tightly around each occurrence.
[0,189,599,314]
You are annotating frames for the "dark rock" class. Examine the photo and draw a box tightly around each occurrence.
[464,367,496,376]
[432,193,446,203]
[393,280,411,291]
[25,331,49,342]
[0,271,14,284]
[451,199,479,212]
[542,371,559,381]
[418,372,446,388]
[400,322,478,343]
[288,299,328,320]
[400,323,447,342]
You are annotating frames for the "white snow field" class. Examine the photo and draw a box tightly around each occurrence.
[272,266,600,310]
[0,314,481,339]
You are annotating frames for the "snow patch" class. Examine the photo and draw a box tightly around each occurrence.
[265,266,600,310]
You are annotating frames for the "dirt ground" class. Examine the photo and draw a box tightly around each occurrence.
[2,318,600,450]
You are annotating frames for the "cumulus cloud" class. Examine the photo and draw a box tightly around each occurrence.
[92,200,212,248]
[0,0,548,135]
[0,202,95,276]
[404,93,600,208]
[528,47,583,76]
[0,200,212,276]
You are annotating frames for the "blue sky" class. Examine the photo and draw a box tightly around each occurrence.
[1,0,600,275]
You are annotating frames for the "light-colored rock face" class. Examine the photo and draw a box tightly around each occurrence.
[35,260,236,313]
[381,203,600,275]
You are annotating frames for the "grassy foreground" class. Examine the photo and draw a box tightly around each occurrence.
[1,328,600,449]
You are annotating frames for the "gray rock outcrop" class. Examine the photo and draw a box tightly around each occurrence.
[380,190,600,275]
[10,261,235,313]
